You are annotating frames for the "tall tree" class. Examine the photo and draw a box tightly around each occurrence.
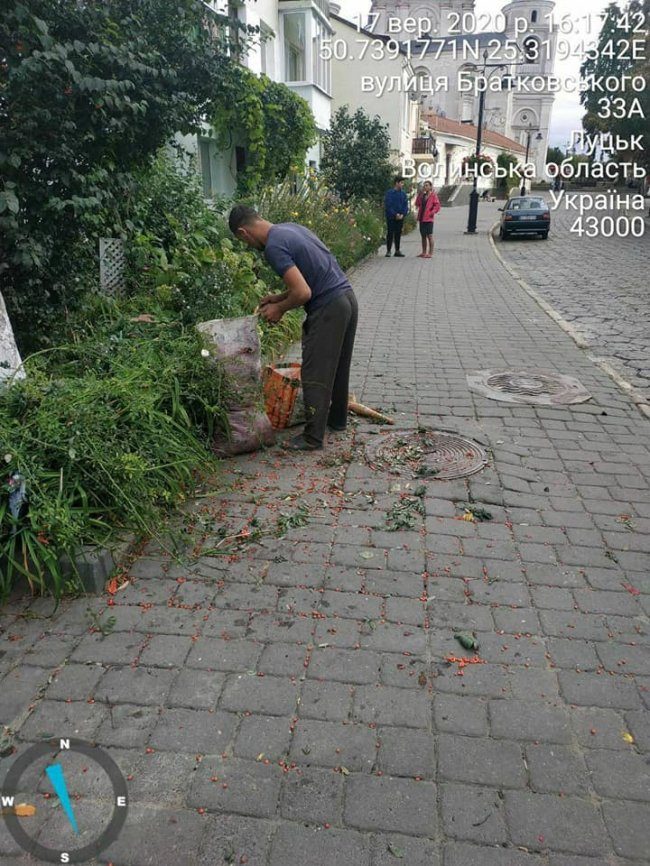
[321,106,394,202]
[580,0,649,167]
[546,146,566,166]
[0,0,246,345]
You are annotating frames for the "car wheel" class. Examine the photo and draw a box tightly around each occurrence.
[500,228,509,240]
[541,231,549,239]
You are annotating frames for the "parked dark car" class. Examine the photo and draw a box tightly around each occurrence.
[499,196,551,240]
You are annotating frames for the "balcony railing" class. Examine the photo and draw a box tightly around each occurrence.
[412,137,436,155]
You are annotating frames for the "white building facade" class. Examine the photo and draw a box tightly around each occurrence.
[369,0,557,178]
[329,12,420,164]
[178,0,334,198]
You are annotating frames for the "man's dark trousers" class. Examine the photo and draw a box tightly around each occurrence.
[301,290,358,447]
[386,217,403,253]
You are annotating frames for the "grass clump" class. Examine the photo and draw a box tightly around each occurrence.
[0,306,227,601]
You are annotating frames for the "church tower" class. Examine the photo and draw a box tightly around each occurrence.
[503,0,557,178]
[370,1,476,37]
[368,0,558,181]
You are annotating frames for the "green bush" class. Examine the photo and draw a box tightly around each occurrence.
[321,106,394,203]
[0,0,248,354]
[126,155,261,324]
[122,155,300,356]
[256,178,384,271]
[0,308,228,600]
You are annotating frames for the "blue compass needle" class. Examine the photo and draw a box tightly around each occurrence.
[45,764,79,835]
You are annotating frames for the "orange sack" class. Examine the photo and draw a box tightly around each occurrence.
[263,363,303,430]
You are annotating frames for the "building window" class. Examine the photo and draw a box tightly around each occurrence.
[199,138,215,197]
[311,15,330,92]
[531,10,538,23]
[260,22,274,76]
[235,146,247,177]
[284,13,306,82]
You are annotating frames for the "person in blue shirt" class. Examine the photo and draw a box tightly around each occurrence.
[229,205,358,452]
[384,176,409,257]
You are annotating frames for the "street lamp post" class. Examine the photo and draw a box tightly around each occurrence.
[466,53,507,235]
[520,125,544,197]
[466,87,485,234]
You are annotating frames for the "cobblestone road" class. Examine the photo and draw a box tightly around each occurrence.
[1,204,650,865]
[496,190,650,400]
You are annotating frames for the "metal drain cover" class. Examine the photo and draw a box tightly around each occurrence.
[467,369,592,406]
[366,429,488,480]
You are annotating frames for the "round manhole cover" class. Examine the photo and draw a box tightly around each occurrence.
[366,429,488,480]
[467,369,592,406]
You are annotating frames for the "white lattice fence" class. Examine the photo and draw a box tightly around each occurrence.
[99,238,126,296]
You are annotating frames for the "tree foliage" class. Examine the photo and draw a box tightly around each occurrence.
[211,68,316,194]
[320,106,394,202]
[0,0,316,349]
[546,146,565,166]
[259,78,317,183]
[580,0,649,168]
[0,0,237,344]
[496,152,520,190]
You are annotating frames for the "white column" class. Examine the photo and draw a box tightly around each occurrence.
[0,292,25,385]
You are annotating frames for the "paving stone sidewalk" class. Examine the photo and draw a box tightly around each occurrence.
[1,203,650,865]
[496,191,650,401]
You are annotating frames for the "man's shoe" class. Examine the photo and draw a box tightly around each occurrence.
[282,435,322,452]
[385,251,392,257]
[327,423,347,432]
[394,251,405,257]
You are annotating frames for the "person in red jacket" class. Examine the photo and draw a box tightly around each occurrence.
[415,181,441,258]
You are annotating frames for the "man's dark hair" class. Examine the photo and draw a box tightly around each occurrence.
[228,205,261,234]
[393,176,404,185]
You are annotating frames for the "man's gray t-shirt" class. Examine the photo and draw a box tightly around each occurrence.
[264,223,352,315]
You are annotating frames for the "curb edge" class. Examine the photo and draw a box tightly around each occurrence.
[487,222,650,421]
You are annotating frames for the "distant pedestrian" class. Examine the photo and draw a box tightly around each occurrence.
[415,181,441,258]
[228,206,358,452]
[384,176,409,257]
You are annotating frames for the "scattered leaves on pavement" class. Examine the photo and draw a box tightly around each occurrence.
[385,491,425,531]
[454,632,480,652]
[459,504,493,522]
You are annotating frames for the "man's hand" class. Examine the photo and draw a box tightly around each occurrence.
[396,213,404,220]
[260,303,283,324]
[258,294,279,308]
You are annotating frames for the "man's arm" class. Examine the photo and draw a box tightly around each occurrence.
[259,290,289,308]
[260,266,312,323]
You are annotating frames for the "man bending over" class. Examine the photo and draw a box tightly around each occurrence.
[229,205,358,452]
